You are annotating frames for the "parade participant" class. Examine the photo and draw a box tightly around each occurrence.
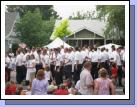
[111,62,118,82]
[31,69,49,95]
[54,48,64,86]
[50,49,56,79]
[44,66,53,84]
[41,49,50,69]
[89,47,99,79]
[35,49,43,76]
[94,68,115,95]
[15,50,24,84]
[115,48,123,87]
[79,61,94,95]
[26,54,36,82]
[64,48,73,80]
[5,53,11,82]
[74,47,83,84]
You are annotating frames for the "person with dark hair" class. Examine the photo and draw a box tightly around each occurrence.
[54,48,64,86]
[35,49,43,76]
[15,50,24,84]
[73,47,83,84]
[31,69,49,95]
[89,47,99,79]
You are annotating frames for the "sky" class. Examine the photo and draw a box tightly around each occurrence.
[53,5,96,19]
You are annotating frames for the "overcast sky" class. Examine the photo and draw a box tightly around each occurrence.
[53,5,96,19]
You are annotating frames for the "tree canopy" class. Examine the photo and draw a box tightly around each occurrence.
[52,19,71,39]
[15,9,55,48]
[7,5,60,20]
[96,5,125,45]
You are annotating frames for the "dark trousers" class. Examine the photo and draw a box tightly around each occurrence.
[22,65,27,80]
[35,63,43,76]
[64,64,72,80]
[91,62,98,79]
[50,64,55,79]
[118,65,123,86]
[73,64,82,84]
[55,66,63,86]
[5,67,10,82]
[16,66,24,84]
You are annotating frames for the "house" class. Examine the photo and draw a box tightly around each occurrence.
[5,12,20,52]
[50,19,112,47]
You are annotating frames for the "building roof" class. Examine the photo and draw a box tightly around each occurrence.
[5,12,19,38]
[50,19,107,40]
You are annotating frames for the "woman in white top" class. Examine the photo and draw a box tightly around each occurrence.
[44,66,53,84]
[26,54,36,82]
[31,69,49,95]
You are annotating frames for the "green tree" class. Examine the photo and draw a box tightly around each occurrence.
[7,5,59,20]
[52,19,71,39]
[96,5,125,45]
[15,9,55,47]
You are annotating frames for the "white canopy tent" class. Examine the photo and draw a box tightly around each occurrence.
[98,43,121,51]
[44,37,72,49]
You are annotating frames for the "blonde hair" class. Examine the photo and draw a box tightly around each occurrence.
[98,68,107,78]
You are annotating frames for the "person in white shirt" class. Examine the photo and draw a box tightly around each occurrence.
[115,48,123,86]
[15,50,24,84]
[75,80,80,93]
[49,49,56,79]
[35,49,43,76]
[64,48,73,80]
[54,48,63,86]
[73,47,83,84]
[41,49,50,69]
[44,66,53,84]
[79,61,94,95]
[26,54,36,82]
[89,48,99,79]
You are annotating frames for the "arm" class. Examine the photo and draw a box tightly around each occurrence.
[94,80,99,95]
[110,81,116,95]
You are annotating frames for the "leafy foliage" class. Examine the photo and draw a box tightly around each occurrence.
[15,9,55,48]
[52,19,71,39]
[96,5,125,45]
[7,5,59,20]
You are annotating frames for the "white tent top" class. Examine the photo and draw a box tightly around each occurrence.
[98,43,121,51]
[45,37,72,49]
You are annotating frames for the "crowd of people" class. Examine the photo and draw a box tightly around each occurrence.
[5,45,125,95]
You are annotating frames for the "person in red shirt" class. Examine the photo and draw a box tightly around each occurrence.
[5,81,16,95]
[111,63,118,81]
[54,84,69,95]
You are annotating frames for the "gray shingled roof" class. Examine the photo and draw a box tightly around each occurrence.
[5,12,19,37]
[50,19,107,39]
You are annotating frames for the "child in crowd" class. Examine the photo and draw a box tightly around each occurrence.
[53,84,69,95]
[111,63,118,85]
[44,66,53,84]
[5,81,16,95]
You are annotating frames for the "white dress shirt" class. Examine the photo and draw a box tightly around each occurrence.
[74,51,83,64]
[80,68,94,95]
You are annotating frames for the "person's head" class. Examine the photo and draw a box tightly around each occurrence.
[60,84,66,90]
[26,55,30,61]
[75,47,79,51]
[45,66,50,71]
[98,68,108,78]
[10,81,16,85]
[101,48,104,52]
[83,61,92,71]
[112,62,116,68]
[6,82,11,88]
[94,47,97,51]
[117,47,121,53]
[111,45,115,51]
[36,69,45,80]
[30,54,35,60]
[43,49,47,55]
